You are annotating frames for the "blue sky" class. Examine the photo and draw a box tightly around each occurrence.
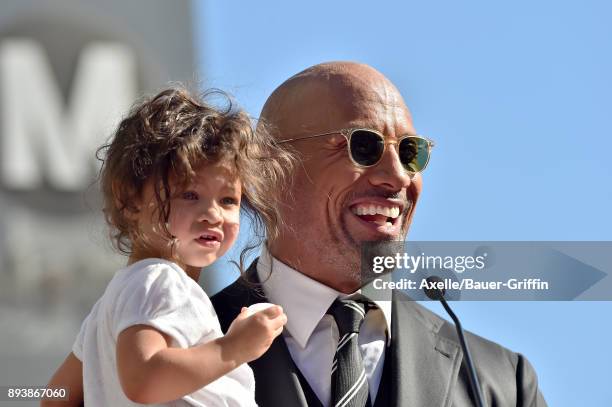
[194,1,612,405]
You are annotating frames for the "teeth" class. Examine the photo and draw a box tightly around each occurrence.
[351,204,401,218]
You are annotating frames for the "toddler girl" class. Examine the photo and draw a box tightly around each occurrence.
[43,88,292,406]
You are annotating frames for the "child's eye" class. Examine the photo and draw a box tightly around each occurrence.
[221,197,239,206]
[181,191,199,200]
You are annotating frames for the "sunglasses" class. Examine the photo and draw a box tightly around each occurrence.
[279,128,435,173]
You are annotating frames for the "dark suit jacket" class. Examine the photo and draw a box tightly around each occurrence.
[211,260,547,407]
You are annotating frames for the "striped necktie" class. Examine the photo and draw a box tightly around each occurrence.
[328,299,371,407]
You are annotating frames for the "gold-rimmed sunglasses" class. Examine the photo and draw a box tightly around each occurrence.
[279,128,435,173]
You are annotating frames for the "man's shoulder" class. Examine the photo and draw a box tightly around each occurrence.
[396,297,520,366]
[396,298,546,405]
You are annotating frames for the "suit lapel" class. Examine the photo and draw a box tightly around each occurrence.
[251,337,312,407]
[391,292,463,407]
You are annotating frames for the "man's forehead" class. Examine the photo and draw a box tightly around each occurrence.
[320,82,414,137]
[279,74,412,135]
[342,87,411,119]
[316,68,407,110]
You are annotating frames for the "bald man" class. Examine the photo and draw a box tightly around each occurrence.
[212,62,547,407]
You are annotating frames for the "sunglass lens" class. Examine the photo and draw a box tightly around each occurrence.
[399,137,429,172]
[349,130,384,166]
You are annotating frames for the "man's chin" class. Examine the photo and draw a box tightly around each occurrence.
[333,273,367,294]
[348,231,406,247]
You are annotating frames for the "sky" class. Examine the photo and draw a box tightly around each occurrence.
[194,1,612,405]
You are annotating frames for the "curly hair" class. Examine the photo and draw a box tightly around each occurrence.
[97,87,294,272]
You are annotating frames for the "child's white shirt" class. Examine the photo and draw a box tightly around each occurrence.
[72,258,256,407]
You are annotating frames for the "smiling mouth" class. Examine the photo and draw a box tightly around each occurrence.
[350,203,402,227]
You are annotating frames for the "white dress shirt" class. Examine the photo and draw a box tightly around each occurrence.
[257,246,392,406]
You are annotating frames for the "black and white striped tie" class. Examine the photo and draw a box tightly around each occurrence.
[328,299,371,407]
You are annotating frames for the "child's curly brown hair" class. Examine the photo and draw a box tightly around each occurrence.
[97,87,294,272]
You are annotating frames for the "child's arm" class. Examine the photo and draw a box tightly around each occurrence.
[40,352,84,407]
[117,305,286,404]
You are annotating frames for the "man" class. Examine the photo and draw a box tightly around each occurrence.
[212,61,547,406]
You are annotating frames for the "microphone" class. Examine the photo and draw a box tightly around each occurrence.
[423,276,487,407]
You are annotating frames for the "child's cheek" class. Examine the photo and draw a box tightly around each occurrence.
[227,208,240,225]
[167,206,185,231]
[224,216,240,245]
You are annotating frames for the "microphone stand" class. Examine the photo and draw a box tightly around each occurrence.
[424,276,487,407]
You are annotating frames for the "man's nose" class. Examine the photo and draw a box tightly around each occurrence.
[367,144,412,190]
[198,201,223,225]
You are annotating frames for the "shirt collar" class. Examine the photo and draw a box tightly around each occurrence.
[257,245,392,348]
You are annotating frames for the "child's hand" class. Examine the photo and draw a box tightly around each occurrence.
[222,305,287,364]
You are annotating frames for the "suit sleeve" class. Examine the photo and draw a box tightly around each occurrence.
[516,353,548,407]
